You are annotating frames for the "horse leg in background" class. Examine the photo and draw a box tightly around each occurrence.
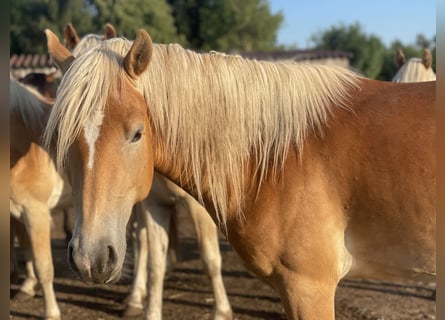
[10,218,21,283]
[123,204,148,318]
[11,219,37,297]
[182,198,233,320]
[142,199,173,320]
[23,206,61,320]
[124,203,181,318]
[166,214,178,273]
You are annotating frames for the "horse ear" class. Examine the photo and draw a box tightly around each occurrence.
[395,48,405,69]
[64,23,80,50]
[104,23,117,40]
[422,48,432,69]
[123,29,153,79]
[45,29,75,75]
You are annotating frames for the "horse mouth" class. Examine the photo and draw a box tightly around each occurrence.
[79,268,122,285]
[105,268,122,284]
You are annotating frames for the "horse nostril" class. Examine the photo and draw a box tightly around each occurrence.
[106,245,118,272]
[67,243,79,274]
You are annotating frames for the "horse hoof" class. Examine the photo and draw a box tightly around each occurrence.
[13,291,34,302]
[122,305,144,318]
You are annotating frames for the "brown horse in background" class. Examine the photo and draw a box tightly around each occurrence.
[19,71,58,100]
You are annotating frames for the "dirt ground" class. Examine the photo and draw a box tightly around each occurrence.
[10,209,435,320]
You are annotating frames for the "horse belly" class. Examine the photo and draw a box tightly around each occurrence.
[343,154,435,280]
[344,209,435,282]
[328,80,436,282]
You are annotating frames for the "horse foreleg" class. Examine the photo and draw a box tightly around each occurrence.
[124,204,148,318]
[268,217,351,320]
[143,201,172,320]
[272,269,338,320]
[185,199,233,320]
[23,206,61,320]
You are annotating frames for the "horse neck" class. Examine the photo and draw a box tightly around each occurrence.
[152,138,196,192]
[140,46,359,224]
[151,132,256,223]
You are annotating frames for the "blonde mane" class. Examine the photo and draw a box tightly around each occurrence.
[44,38,361,224]
[10,78,52,133]
[72,33,105,57]
[392,57,436,83]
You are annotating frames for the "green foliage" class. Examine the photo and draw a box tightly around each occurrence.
[311,23,386,79]
[199,0,283,51]
[168,0,283,51]
[10,0,94,54]
[11,0,282,54]
[90,0,185,44]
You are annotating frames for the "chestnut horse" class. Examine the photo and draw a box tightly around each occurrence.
[44,29,435,319]
[392,48,436,82]
[62,24,232,319]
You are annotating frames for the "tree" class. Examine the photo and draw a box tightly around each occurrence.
[89,0,185,44]
[167,0,203,48]
[311,23,386,79]
[10,0,94,54]
[11,0,283,55]
[168,0,283,51]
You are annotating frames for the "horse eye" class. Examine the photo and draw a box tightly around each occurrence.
[131,131,142,143]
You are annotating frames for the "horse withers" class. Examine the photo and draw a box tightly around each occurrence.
[45,29,435,320]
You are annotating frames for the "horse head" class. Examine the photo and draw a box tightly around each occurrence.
[45,29,155,284]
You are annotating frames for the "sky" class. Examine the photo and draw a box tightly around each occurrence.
[268,0,436,49]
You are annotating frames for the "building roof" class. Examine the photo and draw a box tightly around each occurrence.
[10,53,55,69]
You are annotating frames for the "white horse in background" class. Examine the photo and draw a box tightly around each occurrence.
[392,48,436,82]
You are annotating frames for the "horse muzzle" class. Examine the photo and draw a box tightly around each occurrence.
[68,236,122,284]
